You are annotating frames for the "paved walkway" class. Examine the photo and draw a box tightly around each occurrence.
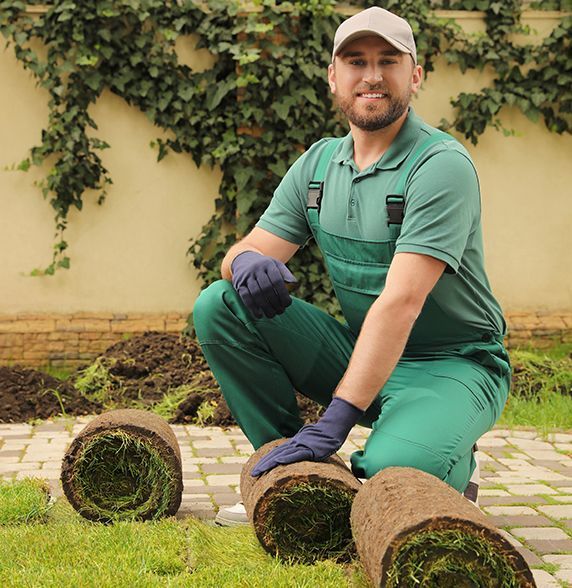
[1,419,572,587]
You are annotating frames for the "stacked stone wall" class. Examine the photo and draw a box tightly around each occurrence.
[0,312,188,368]
[0,311,570,368]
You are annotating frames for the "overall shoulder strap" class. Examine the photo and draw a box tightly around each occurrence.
[307,138,343,210]
[387,131,454,229]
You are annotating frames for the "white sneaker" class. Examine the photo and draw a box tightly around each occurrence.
[463,444,480,506]
[214,501,249,527]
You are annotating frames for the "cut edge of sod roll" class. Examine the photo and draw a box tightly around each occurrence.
[351,466,536,588]
[240,439,362,563]
[61,409,183,523]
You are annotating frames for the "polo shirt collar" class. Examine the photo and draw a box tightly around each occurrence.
[331,107,423,171]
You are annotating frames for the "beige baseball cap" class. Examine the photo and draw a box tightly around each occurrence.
[332,7,417,64]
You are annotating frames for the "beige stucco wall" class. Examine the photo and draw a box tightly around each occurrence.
[0,12,570,315]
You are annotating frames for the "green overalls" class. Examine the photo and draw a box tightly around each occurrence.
[194,129,511,494]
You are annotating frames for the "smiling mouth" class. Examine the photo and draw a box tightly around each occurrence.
[356,92,387,99]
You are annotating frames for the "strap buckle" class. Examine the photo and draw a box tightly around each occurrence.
[386,195,405,225]
[307,181,324,210]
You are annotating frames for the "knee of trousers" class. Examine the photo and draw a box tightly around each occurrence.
[193,279,238,340]
[352,437,448,481]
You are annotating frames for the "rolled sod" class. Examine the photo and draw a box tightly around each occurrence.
[351,467,535,588]
[240,439,362,563]
[61,409,183,523]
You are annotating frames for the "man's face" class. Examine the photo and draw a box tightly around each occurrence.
[328,35,422,132]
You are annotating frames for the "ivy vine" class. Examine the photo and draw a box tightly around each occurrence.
[0,0,570,318]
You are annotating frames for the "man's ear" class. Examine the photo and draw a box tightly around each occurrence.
[328,63,336,94]
[411,64,423,95]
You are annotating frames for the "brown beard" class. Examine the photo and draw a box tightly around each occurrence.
[335,86,412,132]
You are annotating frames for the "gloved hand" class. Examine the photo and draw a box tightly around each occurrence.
[231,251,297,319]
[251,397,364,476]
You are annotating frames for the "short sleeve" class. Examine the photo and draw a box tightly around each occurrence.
[256,140,329,245]
[394,145,481,273]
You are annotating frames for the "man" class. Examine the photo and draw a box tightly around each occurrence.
[194,6,510,526]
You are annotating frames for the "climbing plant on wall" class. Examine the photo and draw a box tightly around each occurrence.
[0,0,570,317]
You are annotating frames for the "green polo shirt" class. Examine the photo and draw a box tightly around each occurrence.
[256,108,506,336]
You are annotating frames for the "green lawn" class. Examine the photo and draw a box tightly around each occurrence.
[0,496,367,588]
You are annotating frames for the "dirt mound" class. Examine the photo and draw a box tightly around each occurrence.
[0,366,101,423]
[73,332,324,427]
[0,332,324,426]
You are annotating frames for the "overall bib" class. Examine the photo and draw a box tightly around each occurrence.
[194,133,511,493]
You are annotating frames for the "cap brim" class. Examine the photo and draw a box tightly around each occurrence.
[333,30,413,62]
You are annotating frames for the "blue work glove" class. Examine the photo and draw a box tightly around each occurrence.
[251,397,364,477]
[231,251,297,319]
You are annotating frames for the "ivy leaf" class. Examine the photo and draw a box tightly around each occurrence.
[299,87,318,105]
[206,80,234,110]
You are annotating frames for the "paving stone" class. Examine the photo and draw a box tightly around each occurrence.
[515,547,543,567]
[181,493,211,501]
[548,434,572,443]
[181,464,199,474]
[481,461,510,472]
[525,451,568,460]
[184,485,234,495]
[507,438,555,450]
[531,569,560,588]
[205,474,240,486]
[16,471,48,480]
[183,479,206,487]
[505,484,558,495]
[511,527,569,540]
[525,539,572,555]
[0,462,40,472]
[220,456,250,464]
[543,554,572,568]
[538,505,572,519]
[201,463,243,474]
[0,456,21,464]
[0,450,24,458]
[483,428,512,438]
[484,506,538,516]
[181,473,202,480]
[552,495,572,503]
[503,430,537,440]
[488,515,553,528]
[212,493,241,506]
[554,480,572,488]
[497,528,523,547]
[194,448,233,458]
[192,440,233,449]
[477,437,508,448]
[479,489,510,496]
[555,569,572,583]
[185,457,218,464]
[509,452,533,460]
[0,434,32,440]
[479,496,549,507]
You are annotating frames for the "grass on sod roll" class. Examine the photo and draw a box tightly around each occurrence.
[385,529,519,588]
[0,498,365,588]
[0,478,52,525]
[261,482,356,563]
[70,430,178,522]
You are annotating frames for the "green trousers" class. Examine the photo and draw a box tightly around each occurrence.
[193,279,510,493]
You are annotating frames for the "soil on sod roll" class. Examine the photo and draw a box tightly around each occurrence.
[240,439,362,563]
[61,409,183,523]
[351,467,535,588]
[0,366,101,423]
